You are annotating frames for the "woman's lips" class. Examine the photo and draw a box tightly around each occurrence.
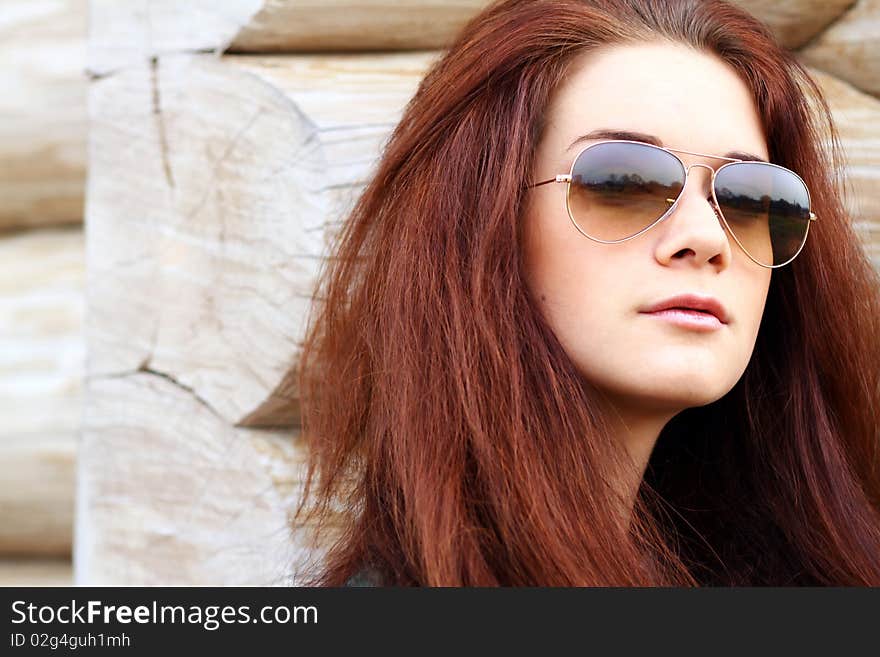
[640,308,725,332]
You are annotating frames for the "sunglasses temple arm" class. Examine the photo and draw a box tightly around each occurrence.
[528,174,572,189]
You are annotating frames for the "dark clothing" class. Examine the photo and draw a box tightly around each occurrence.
[343,565,385,587]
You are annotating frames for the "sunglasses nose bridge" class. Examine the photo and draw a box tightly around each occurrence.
[670,161,722,217]
[665,161,726,229]
[680,161,717,199]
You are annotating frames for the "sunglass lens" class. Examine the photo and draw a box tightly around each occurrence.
[713,162,811,267]
[568,142,684,241]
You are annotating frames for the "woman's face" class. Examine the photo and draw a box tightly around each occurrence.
[522,41,772,421]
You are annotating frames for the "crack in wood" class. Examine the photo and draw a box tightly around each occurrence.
[91,365,226,422]
[149,56,175,190]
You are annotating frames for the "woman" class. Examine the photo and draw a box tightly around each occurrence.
[293,0,880,586]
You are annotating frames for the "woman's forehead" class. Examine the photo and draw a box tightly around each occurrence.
[545,44,768,164]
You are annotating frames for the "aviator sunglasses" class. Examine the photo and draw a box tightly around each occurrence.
[527,139,817,268]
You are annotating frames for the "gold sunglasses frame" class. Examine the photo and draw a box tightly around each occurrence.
[527,139,818,269]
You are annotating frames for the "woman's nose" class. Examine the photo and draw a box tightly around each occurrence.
[676,162,723,220]
[656,161,732,265]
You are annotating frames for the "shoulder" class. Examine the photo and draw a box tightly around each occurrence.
[343,565,386,587]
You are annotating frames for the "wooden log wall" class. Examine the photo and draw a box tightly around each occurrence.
[0,0,87,585]
[1,0,871,586]
[0,229,82,561]
[0,0,87,232]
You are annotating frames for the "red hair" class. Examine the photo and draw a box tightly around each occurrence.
[293,0,880,585]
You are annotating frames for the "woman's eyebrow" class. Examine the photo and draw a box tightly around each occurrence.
[567,128,769,163]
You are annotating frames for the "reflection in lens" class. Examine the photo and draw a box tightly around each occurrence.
[568,142,685,241]
[714,162,811,266]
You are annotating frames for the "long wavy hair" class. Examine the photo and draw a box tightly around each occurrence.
[292,0,880,586]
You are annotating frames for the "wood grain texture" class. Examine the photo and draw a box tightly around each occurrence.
[0,559,72,586]
[85,52,436,426]
[809,67,880,268]
[226,0,856,53]
[227,0,487,52]
[799,0,880,98]
[0,434,76,557]
[75,372,328,585]
[84,0,857,62]
[732,0,857,49]
[86,0,263,76]
[0,0,87,230]
[0,228,83,556]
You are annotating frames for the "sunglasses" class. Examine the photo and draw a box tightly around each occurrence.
[527,139,817,268]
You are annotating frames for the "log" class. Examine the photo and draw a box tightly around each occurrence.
[0,228,84,556]
[86,0,264,76]
[85,0,854,75]
[799,0,880,98]
[226,0,858,53]
[0,559,72,586]
[731,0,856,50]
[808,68,880,268]
[226,0,487,52]
[85,51,436,427]
[0,0,88,231]
[75,372,330,585]
[0,435,76,558]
